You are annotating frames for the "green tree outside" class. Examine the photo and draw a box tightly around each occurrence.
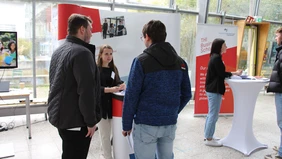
[18,38,32,60]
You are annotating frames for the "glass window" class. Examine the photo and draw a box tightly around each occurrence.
[223,19,235,25]
[82,5,111,11]
[261,24,281,78]
[35,3,111,98]
[258,1,282,21]
[0,1,32,92]
[118,0,170,8]
[207,16,221,24]
[267,24,281,42]
[73,0,109,2]
[208,0,218,13]
[116,7,171,13]
[221,0,251,16]
[176,0,197,10]
[35,3,58,98]
[179,13,196,69]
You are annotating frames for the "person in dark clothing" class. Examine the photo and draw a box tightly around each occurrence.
[204,38,242,147]
[47,13,101,159]
[265,27,282,159]
[97,44,125,159]
[0,40,4,53]
[122,20,192,159]
[117,20,124,36]
[108,23,114,38]
[102,19,108,39]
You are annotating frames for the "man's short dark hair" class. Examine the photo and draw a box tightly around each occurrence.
[68,14,92,35]
[142,20,167,43]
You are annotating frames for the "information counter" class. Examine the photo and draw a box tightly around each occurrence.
[112,92,132,159]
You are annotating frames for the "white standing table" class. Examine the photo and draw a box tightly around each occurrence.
[0,90,31,139]
[221,79,268,156]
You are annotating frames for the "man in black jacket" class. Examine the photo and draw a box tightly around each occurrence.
[102,19,108,39]
[266,27,282,159]
[47,13,101,159]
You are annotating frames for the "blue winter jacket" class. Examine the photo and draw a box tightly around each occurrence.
[122,42,192,131]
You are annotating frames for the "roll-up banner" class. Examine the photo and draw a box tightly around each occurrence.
[194,24,237,116]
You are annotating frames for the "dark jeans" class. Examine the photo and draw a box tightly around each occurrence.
[58,127,91,159]
[103,31,107,39]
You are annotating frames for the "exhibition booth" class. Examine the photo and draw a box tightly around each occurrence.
[0,2,273,158]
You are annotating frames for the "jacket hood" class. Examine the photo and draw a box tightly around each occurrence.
[143,42,178,66]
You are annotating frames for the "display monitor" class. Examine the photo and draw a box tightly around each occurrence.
[0,31,17,68]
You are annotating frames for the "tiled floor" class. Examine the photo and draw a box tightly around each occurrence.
[0,92,279,159]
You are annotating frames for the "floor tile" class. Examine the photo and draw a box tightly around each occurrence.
[0,93,278,159]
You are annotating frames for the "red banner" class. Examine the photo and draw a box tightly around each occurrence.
[58,4,102,40]
[194,47,236,114]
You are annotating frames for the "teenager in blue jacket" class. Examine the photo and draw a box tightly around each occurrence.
[122,20,192,159]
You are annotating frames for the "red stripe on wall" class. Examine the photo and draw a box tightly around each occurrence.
[58,4,102,40]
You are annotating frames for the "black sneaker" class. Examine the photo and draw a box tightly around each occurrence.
[0,126,5,132]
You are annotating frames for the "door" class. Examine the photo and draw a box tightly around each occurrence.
[238,25,258,76]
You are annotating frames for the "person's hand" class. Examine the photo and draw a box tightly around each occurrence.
[118,83,126,91]
[122,130,132,137]
[111,86,120,93]
[236,70,243,76]
[85,125,97,138]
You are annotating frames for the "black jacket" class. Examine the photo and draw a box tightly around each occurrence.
[99,67,123,119]
[267,46,282,93]
[47,35,101,129]
[205,54,232,95]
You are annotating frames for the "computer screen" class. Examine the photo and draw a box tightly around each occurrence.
[0,31,17,68]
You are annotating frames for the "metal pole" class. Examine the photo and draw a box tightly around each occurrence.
[111,0,115,11]
[197,0,210,24]
[254,0,260,16]
[169,0,175,9]
[216,0,222,13]
[32,0,37,98]
[175,5,179,13]
[204,0,210,23]
[220,11,226,24]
